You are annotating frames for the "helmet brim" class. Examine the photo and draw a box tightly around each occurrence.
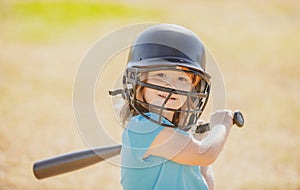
[127,57,211,79]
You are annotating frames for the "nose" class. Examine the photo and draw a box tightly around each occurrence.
[164,76,177,88]
[163,81,175,89]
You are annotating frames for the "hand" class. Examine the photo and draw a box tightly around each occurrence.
[210,110,234,128]
[191,119,209,141]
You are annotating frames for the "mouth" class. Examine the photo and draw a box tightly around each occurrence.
[158,93,177,100]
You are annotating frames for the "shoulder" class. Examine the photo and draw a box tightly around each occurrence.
[127,112,174,129]
[126,113,189,136]
[126,113,162,133]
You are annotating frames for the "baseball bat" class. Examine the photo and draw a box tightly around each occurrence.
[33,145,121,179]
[33,111,244,180]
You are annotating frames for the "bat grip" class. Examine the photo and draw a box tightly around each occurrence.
[195,110,244,133]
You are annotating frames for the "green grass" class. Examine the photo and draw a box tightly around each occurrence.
[13,1,147,25]
[1,1,161,43]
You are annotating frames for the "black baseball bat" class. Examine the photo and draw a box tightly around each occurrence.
[33,111,244,180]
[33,145,121,179]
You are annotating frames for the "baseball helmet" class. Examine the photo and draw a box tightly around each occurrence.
[111,24,211,130]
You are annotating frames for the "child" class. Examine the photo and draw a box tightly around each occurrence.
[111,24,234,190]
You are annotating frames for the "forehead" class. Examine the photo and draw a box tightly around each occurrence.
[146,70,193,81]
[147,69,188,75]
[133,66,202,81]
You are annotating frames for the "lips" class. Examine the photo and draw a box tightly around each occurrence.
[158,93,177,100]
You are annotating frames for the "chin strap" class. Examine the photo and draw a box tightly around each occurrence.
[109,89,126,99]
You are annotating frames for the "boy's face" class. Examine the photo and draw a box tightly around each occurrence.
[143,70,193,109]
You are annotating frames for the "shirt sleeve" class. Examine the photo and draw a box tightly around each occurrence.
[124,114,164,162]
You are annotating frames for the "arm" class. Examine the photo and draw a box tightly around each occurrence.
[194,125,215,190]
[195,128,215,190]
[145,110,233,166]
[201,165,215,190]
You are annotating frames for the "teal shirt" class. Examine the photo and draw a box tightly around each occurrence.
[121,113,208,190]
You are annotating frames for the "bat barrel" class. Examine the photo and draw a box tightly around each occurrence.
[33,145,121,179]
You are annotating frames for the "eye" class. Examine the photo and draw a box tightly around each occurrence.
[178,76,188,82]
[155,73,166,78]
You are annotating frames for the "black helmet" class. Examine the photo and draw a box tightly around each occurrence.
[127,24,209,76]
[111,24,211,130]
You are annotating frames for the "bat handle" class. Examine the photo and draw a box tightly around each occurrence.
[195,110,245,133]
[233,110,244,127]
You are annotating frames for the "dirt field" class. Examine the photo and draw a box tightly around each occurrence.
[1,0,300,189]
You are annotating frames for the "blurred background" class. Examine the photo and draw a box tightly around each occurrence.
[1,0,299,189]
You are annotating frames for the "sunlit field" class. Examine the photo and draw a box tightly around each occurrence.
[1,0,300,189]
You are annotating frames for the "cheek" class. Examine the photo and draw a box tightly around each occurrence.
[144,89,165,107]
[146,78,163,86]
[143,88,150,102]
[176,83,193,92]
[177,95,188,106]
[143,88,156,103]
